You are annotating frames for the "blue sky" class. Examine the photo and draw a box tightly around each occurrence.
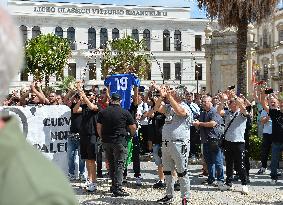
[43,0,207,18]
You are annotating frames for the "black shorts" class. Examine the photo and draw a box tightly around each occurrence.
[80,135,96,160]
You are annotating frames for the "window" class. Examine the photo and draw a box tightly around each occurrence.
[132,29,139,41]
[263,64,268,80]
[263,29,268,48]
[175,62,181,80]
[32,26,41,38]
[88,63,96,80]
[195,35,202,51]
[163,63,170,80]
[143,29,150,51]
[112,28,119,40]
[100,28,108,49]
[19,25,28,44]
[67,27,76,50]
[195,64,202,80]
[20,67,28,81]
[55,27,63,38]
[174,30,181,51]
[279,65,283,78]
[68,63,76,78]
[163,30,170,51]
[279,30,283,43]
[88,28,96,49]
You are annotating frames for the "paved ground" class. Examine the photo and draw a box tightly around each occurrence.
[72,162,283,205]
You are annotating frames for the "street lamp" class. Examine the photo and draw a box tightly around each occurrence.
[196,70,199,94]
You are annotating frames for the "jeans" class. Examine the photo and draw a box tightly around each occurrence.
[67,136,85,175]
[270,143,283,180]
[203,140,224,183]
[124,133,141,177]
[223,141,247,185]
[103,142,127,189]
[260,133,273,168]
[152,144,162,166]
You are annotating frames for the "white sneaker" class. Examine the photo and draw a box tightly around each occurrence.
[270,179,277,185]
[241,185,249,195]
[86,182,96,192]
[79,174,86,182]
[217,181,224,188]
[68,173,76,181]
[219,183,234,191]
[136,176,142,186]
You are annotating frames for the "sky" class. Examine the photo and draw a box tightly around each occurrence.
[42,0,207,18]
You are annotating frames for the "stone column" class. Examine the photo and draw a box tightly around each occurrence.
[96,28,100,49]
[96,56,102,81]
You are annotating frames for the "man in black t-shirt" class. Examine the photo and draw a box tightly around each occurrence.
[64,93,86,182]
[97,93,136,197]
[73,86,100,192]
[261,93,283,184]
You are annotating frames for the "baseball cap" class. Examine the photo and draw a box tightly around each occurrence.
[111,93,121,101]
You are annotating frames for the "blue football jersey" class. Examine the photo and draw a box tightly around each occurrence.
[104,73,141,109]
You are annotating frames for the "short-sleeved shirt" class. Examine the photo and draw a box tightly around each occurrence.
[162,102,192,141]
[224,110,247,142]
[97,104,135,144]
[269,109,283,143]
[104,73,140,109]
[137,102,149,125]
[80,104,100,136]
[260,110,272,134]
[70,103,82,134]
[199,106,223,143]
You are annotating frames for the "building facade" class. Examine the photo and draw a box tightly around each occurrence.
[7,0,209,92]
[255,8,283,92]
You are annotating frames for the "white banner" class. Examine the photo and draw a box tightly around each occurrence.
[1,105,71,174]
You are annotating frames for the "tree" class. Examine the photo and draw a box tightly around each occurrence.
[101,36,151,79]
[25,33,71,86]
[197,0,279,95]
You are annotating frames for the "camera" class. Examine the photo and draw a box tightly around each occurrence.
[228,85,235,90]
[264,88,274,94]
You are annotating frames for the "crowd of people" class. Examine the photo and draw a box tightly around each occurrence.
[2,76,283,204]
[0,5,283,205]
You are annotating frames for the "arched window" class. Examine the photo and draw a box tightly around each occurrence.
[88,27,96,49]
[19,25,27,43]
[112,28,119,40]
[143,29,150,51]
[132,29,139,41]
[55,26,63,38]
[163,30,170,51]
[32,26,41,38]
[100,28,108,49]
[174,30,181,51]
[67,27,76,50]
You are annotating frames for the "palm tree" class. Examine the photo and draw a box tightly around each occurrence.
[197,0,279,95]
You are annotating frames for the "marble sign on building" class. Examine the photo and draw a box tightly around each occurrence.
[7,0,210,92]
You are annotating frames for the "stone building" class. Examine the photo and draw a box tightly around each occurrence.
[204,25,255,96]
[254,7,283,92]
[7,0,210,92]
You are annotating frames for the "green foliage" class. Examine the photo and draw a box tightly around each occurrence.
[55,76,76,92]
[249,134,262,161]
[24,33,71,85]
[102,36,151,79]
